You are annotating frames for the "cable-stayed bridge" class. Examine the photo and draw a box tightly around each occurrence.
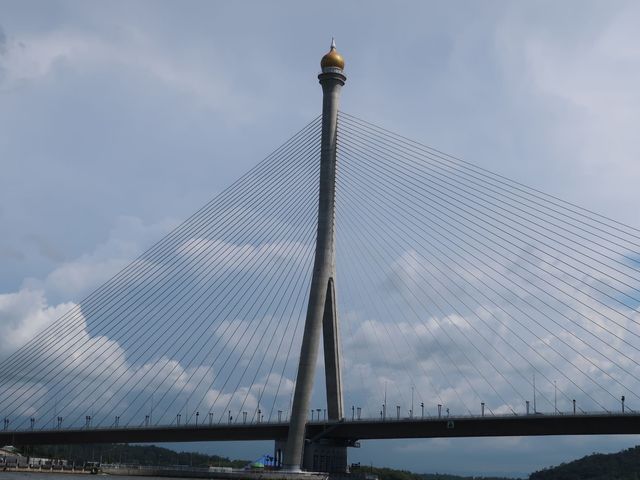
[2,42,640,473]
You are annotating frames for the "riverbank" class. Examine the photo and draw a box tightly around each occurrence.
[1,465,329,480]
[1,468,92,475]
[102,464,328,480]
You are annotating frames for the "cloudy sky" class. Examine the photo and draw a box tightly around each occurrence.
[2,0,640,476]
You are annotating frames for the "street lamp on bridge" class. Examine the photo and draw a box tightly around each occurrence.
[411,385,414,419]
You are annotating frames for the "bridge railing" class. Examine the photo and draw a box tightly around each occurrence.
[1,409,637,433]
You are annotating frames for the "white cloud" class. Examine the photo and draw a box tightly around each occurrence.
[0,287,74,356]
[0,210,307,429]
[0,27,256,122]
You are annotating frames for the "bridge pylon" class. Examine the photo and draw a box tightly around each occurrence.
[282,39,347,473]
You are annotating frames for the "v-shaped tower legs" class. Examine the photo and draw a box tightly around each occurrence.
[323,277,344,422]
[282,45,347,472]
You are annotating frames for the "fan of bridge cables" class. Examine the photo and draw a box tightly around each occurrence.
[335,111,640,419]
[0,117,322,430]
[2,111,640,431]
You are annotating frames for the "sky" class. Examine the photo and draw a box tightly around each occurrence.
[2,0,640,476]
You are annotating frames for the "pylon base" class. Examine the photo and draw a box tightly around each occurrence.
[276,439,348,474]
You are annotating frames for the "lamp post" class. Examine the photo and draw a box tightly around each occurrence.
[411,386,414,419]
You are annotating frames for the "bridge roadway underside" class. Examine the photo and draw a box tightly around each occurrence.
[1,414,639,445]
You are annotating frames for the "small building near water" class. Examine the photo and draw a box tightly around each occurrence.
[0,446,27,466]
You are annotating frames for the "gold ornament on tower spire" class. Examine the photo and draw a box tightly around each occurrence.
[321,38,345,70]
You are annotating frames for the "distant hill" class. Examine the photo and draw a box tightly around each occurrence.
[351,465,513,480]
[16,444,517,479]
[21,443,249,468]
[530,445,640,480]
[25,442,640,479]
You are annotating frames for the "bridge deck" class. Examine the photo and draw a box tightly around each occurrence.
[1,413,639,445]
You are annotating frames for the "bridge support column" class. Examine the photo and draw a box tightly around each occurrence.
[276,439,349,474]
[283,40,347,471]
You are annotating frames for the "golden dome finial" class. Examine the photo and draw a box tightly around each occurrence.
[321,38,345,71]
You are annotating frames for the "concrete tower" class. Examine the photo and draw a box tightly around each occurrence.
[282,40,347,472]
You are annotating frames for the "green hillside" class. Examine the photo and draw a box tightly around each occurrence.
[22,443,249,468]
[20,442,640,479]
[351,465,512,480]
[530,446,640,480]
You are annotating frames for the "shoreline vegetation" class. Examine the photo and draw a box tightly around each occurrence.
[18,444,248,469]
[3,443,640,479]
[3,444,511,479]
